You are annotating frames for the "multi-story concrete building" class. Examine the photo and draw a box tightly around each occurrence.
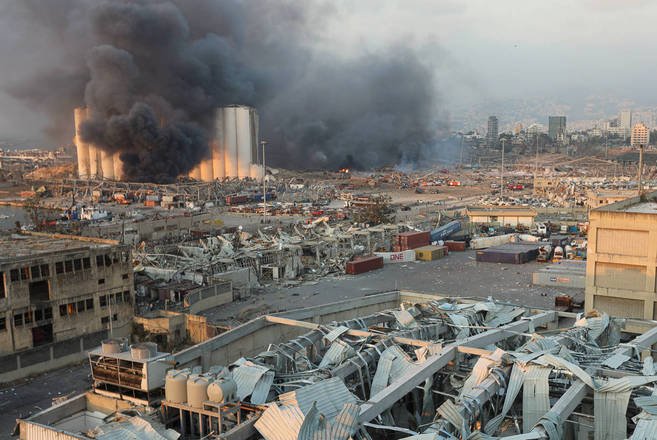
[548,116,566,142]
[0,233,133,379]
[585,191,657,320]
[487,116,498,148]
[620,110,633,131]
[631,122,649,147]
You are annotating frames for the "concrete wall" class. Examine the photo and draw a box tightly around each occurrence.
[173,291,399,370]
[82,212,214,242]
[586,208,657,319]
[1,244,133,354]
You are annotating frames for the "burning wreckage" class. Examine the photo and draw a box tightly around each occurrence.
[16,291,657,439]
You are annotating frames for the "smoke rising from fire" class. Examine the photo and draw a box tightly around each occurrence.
[3,0,442,182]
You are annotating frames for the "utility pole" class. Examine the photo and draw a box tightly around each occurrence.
[500,138,506,197]
[261,140,268,220]
[605,130,608,159]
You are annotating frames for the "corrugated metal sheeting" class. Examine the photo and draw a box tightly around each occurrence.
[279,377,357,423]
[19,421,88,440]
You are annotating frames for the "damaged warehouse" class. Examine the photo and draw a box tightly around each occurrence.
[14,290,657,439]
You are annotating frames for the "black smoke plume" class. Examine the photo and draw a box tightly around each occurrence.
[2,0,441,182]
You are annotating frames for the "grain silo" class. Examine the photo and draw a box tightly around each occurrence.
[222,106,239,179]
[74,108,90,179]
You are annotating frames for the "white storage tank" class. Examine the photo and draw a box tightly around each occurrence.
[212,119,225,180]
[223,106,239,178]
[130,342,157,360]
[165,370,189,403]
[187,375,211,408]
[235,106,252,178]
[101,338,128,354]
[207,378,237,403]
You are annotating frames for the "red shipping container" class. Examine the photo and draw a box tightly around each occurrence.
[395,231,430,250]
[346,255,383,275]
[445,240,466,252]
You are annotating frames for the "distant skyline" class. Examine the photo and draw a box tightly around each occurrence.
[1,1,657,147]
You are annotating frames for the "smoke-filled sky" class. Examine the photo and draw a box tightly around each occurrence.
[1,0,656,179]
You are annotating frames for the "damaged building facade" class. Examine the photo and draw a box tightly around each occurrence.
[0,232,134,382]
[16,290,657,439]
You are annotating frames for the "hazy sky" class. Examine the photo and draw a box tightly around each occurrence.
[1,0,656,146]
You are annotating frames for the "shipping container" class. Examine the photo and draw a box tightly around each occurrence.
[346,255,384,275]
[415,245,447,261]
[430,221,461,243]
[444,240,466,252]
[476,242,540,264]
[394,231,430,251]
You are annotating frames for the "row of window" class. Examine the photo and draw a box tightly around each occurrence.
[7,264,50,283]
[101,314,118,325]
[59,298,95,317]
[5,251,129,284]
[9,306,53,330]
[99,291,132,307]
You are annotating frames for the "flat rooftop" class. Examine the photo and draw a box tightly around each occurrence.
[0,232,117,262]
[594,190,657,214]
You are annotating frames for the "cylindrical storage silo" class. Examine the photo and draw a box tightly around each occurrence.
[113,152,124,180]
[165,370,189,403]
[200,158,214,182]
[100,150,114,179]
[235,106,252,179]
[74,108,90,179]
[212,117,225,180]
[223,107,238,178]
[207,378,237,403]
[249,107,259,172]
[188,164,201,180]
[187,375,211,408]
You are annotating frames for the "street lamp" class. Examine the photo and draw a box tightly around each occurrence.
[261,140,268,220]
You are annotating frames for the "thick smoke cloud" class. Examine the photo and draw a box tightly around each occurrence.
[3,0,441,182]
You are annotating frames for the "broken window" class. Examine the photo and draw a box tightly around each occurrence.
[86,298,94,310]
[112,313,118,321]
[32,323,53,347]
[99,295,107,307]
[44,307,52,320]
[10,269,19,282]
[98,278,105,285]
[101,316,109,326]
[74,259,82,271]
[0,317,5,331]
[29,280,50,302]
[31,265,40,279]
[96,255,104,267]
[122,273,129,280]
[83,257,91,269]
[35,309,42,322]
[55,262,64,274]
[67,303,76,314]
[123,291,131,304]
[77,300,85,312]
[59,304,67,316]
[40,264,49,277]
[24,311,32,324]
[64,260,73,273]
[116,293,123,304]
[21,267,29,280]
[14,313,22,326]
[104,255,112,267]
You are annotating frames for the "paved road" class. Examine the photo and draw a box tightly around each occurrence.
[202,250,583,326]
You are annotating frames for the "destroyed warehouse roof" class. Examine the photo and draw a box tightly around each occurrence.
[593,189,657,214]
[0,232,117,262]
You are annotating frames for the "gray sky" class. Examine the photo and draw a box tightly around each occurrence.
[1,0,656,146]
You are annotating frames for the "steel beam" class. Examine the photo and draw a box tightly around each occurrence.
[358,311,556,423]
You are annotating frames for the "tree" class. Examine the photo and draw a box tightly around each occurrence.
[354,195,393,226]
[23,194,57,232]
